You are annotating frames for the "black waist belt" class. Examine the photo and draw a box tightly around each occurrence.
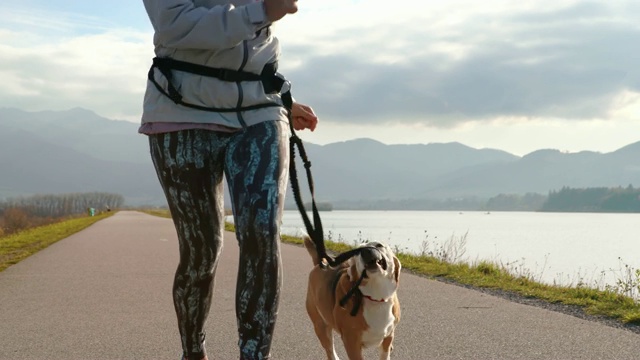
[148,57,290,113]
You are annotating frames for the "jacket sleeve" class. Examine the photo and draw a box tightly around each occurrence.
[143,0,269,50]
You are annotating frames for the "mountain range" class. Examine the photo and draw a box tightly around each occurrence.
[1,107,639,208]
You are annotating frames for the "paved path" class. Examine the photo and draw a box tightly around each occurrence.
[0,211,638,360]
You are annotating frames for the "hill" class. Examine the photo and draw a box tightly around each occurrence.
[1,107,639,208]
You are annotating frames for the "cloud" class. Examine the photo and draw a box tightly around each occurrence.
[0,0,638,127]
[0,2,152,120]
[279,1,640,127]
[0,5,112,36]
[0,25,152,121]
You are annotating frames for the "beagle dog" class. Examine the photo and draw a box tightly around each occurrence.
[303,236,401,360]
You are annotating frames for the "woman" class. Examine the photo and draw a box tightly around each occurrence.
[139,1,318,359]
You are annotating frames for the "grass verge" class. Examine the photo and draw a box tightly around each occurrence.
[140,209,640,326]
[0,212,115,272]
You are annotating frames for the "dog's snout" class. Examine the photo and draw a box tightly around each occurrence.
[361,248,381,264]
[361,247,388,270]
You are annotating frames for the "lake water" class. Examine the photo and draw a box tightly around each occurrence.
[280,210,640,291]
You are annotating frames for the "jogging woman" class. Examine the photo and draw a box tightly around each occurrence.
[140,1,318,359]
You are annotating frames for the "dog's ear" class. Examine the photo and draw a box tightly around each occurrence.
[393,256,401,283]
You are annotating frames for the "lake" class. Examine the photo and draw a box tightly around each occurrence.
[280,210,640,291]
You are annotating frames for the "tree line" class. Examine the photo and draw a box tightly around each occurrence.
[323,185,640,213]
[0,192,124,235]
[0,192,124,217]
[540,185,640,212]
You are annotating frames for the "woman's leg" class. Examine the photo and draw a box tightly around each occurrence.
[149,130,229,360]
[225,121,290,360]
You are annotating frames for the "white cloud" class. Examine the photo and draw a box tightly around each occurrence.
[0,5,112,35]
[279,1,640,128]
[0,26,152,121]
[609,91,640,121]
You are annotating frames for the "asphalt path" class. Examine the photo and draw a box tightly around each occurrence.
[1,211,639,360]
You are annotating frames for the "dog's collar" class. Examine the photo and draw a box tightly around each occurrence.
[362,294,389,302]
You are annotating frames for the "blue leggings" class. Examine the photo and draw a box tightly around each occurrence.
[149,121,289,360]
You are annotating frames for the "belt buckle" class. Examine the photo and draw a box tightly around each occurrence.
[218,69,236,82]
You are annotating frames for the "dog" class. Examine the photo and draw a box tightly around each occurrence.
[303,236,401,360]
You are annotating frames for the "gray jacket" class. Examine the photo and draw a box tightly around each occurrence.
[141,0,289,129]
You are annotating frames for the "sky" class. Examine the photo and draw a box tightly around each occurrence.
[0,0,638,156]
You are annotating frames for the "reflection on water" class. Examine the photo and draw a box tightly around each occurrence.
[280,210,640,292]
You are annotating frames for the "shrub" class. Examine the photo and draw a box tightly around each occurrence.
[2,208,30,234]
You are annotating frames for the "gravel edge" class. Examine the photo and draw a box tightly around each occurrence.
[428,273,640,335]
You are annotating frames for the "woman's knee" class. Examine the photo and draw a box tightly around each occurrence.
[235,219,280,252]
[176,241,222,279]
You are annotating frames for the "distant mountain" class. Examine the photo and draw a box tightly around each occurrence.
[299,139,519,201]
[299,140,640,204]
[0,126,162,205]
[0,107,149,164]
[1,107,639,208]
[0,109,161,205]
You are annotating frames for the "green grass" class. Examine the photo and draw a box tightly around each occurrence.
[0,212,115,272]
[138,209,640,326]
[140,208,172,219]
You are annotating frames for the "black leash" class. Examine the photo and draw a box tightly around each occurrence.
[283,92,368,270]
[284,90,329,267]
[284,91,384,316]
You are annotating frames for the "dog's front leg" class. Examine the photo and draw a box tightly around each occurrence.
[379,334,393,360]
[307,304,340,360]
[341,333,364,360]
[313,321,340,360]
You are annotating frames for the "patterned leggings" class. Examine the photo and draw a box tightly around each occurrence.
[149,121,289,360]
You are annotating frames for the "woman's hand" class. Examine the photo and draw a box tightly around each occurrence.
[265,0,298,22]
[291,102,318,132]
